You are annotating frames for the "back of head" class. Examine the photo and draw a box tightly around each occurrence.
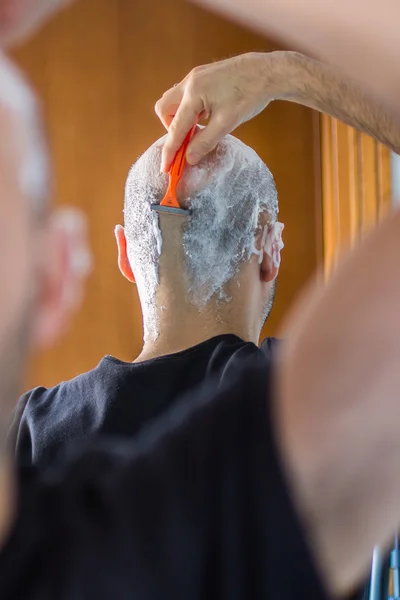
[0,53,89,428]
[0,52,50,216]
[0,51,51,430]
[124,132,279,341]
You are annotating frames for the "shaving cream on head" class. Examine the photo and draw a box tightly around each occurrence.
[124,133,280,341]
[152,211,163,256]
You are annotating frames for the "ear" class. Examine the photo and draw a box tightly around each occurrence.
[260,251,279,283]
[114,225,135,283]
[259,222,284,283]
[31,208,92,349]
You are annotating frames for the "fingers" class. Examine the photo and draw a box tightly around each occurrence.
[155,85,183,130]
[160,90,205,172]
[156,60,243,170]
[185,113,235,165]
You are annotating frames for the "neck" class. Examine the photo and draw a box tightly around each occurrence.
[136,301,260,362]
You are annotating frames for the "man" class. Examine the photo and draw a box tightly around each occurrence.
[12,50,400,469]
[0,50,391,596]
[2,1,400,599]
[12,128,284,465]
[1,39,399,594]
[0,50,329,600]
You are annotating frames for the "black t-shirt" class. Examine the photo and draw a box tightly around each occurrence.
[11,335,278,466]
[0,360,329,600]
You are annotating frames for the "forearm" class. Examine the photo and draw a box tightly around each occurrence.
[264,51,400,154]
[194,0,400,122]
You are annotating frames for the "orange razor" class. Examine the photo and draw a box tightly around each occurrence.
[151,121,198,216]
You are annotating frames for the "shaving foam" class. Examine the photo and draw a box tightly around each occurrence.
[124,133,279,341]
[251,222,285,267]
[152,211,163,256]
[264,222,285,268]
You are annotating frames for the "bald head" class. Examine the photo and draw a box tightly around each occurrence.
[0,52,50,436]
[123,132,279,341]
[0,52,91,438]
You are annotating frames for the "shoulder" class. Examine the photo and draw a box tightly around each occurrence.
[10,358,116,464]
[20,356,118,417]
[24,358,274,523]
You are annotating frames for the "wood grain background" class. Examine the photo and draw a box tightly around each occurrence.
[321,115,391,277]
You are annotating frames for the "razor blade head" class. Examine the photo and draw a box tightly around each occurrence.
[150,204,191,217]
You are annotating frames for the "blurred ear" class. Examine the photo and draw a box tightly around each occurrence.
[31,208,92,349]
[114,225,135,284]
